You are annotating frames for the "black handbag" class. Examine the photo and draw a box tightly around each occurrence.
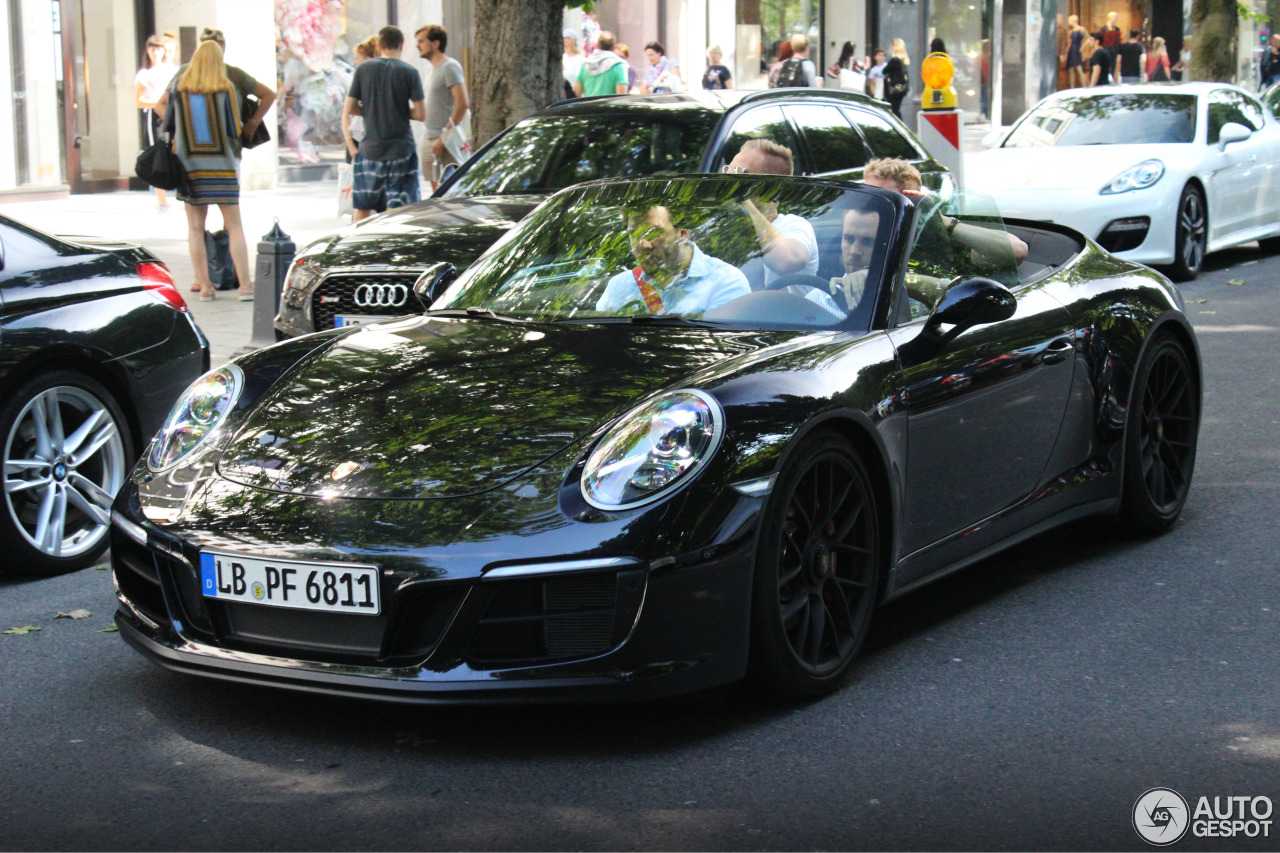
[240,92,270,149]
[205,229,239,290]
[135,89,188,191]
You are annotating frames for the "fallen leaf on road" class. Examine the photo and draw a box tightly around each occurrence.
[55,609,92,620]
[1186,299,1208,304]
[1199,311,1217,314]
[1227,279,1245,286]
[4,626,42,635]
[99,623,119,633]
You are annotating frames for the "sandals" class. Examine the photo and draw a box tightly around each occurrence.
[190,284,203,292]
[199,290,217,302]
[238,290,255,302]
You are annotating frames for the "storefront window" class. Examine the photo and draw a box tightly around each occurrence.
[1,0,66,188]
[737,0,820,88]
[276,0,387,168]
[929,0,993,119]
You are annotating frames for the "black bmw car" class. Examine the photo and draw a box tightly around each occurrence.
[0,212,208,576]
[115,175,1199,702]
[274,89,950,338]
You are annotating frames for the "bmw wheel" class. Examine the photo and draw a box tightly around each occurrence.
[0,371,133,576]
[1119,334,1199,533]
[751,431,880,698]
[1168,185,1206,282]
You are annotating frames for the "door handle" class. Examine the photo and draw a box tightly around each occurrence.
[1042,337,1074,364]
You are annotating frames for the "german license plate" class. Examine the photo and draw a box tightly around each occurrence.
[333,314,386,328]
[199,552,381,615]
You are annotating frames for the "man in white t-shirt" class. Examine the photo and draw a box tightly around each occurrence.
[724,139,843,319]
[416,23,469,189]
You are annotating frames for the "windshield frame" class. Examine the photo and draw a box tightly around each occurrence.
[430,175,913,333]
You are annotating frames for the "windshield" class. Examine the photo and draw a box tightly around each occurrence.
[1002,93,1197,147]
[440,109,718,198]
[433,177,899,331]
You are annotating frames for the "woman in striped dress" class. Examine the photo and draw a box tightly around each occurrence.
[171,41,253,301]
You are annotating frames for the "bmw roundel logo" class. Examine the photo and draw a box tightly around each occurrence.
[353,283,409,309]
[52,463,67,481]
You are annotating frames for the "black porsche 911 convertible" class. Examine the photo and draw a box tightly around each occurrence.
[112,175,1200,702]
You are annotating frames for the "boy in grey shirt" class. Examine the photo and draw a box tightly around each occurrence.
[415,23,469,188]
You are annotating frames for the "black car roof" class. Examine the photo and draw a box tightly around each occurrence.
[539,88,892,118]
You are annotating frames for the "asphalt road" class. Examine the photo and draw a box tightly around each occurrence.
[2,246,1278,851]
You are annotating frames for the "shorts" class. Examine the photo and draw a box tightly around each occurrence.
[419,136,458,184]
[351,151,421,213]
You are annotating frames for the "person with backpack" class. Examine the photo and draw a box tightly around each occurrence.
[771,34,819,88]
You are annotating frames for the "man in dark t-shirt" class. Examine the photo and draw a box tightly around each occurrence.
[1114,30,1146,84]
[345,26,426,221]
[1089,37,1113,86]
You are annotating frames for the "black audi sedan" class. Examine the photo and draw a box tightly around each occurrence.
[0,212,208,576]
[274,89,950,338]
[114,175,1199,703]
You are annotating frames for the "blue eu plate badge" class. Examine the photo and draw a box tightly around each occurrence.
[200,553,218,596]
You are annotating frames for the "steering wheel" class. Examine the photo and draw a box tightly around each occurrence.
[764,273,830,294]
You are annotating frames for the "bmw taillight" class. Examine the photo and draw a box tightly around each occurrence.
[136,261,188,312]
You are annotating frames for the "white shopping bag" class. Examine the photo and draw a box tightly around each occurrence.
[839,68,867,93]
[337,163,354,218]
[441,111,473,165]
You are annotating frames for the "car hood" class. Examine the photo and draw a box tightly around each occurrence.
[968,144,1192,192]
[315,195,547,268]
[218,316,778,500]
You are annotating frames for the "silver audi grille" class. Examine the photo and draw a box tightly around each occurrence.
[311,272,422,331]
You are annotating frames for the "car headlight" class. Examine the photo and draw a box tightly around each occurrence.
[282,258,322,308]
[1099,159,1165,195]
[146,365,244,472]
[581,389,724,510]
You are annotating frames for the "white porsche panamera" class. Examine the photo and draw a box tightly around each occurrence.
[969,83,1280,280]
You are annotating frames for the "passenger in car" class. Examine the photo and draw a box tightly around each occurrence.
[862,158,1028,265]
[724,139,845,319]
[596,204,750,315]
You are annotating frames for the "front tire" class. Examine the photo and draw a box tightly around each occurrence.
[750,431,880,698]
[1167,185,1206,282]
[0,371,133,576]
[1118,334,1199,533]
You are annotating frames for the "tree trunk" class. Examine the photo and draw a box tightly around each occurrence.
[1189,0,1238,82]
[470,0,564,147]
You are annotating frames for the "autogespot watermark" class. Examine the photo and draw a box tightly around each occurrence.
[1133,788,1274,845]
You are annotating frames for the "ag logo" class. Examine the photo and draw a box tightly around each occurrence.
[1134,788,1190,845]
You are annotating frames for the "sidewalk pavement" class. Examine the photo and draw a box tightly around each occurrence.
[4,181,345,367]
[2,128,995,365]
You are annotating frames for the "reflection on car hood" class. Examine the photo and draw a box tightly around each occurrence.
[317,195,547,268]
[218,316,770,500]
[968,144,1191,191]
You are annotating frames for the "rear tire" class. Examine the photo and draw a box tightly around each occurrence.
[750,431,880,698]
[0,371,133,576]
[1118,334,1199,533]
[1166,185,1206,282]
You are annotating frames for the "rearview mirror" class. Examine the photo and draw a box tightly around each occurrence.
[413,262,458,309]
[1218,122,1252,150]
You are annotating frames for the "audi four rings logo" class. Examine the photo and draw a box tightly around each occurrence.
[353,283,409,308]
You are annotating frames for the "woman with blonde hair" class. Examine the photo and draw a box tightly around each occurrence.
[891,37,911,66]
[1147,36,1171,81]
[171,41,254,301]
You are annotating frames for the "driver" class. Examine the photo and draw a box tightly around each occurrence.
[596,204,750,315]
[829,207,879,311]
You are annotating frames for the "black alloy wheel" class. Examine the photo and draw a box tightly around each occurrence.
[1119,334,1199,533]
[1168,185,1206,282]
[751,431,880,698]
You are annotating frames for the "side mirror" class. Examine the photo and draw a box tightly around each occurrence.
[981,128,1008,149]
[1218,121,1252,150]
[413,262,458,309]
[932,276,1017,329]
[898,277,1016,367]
